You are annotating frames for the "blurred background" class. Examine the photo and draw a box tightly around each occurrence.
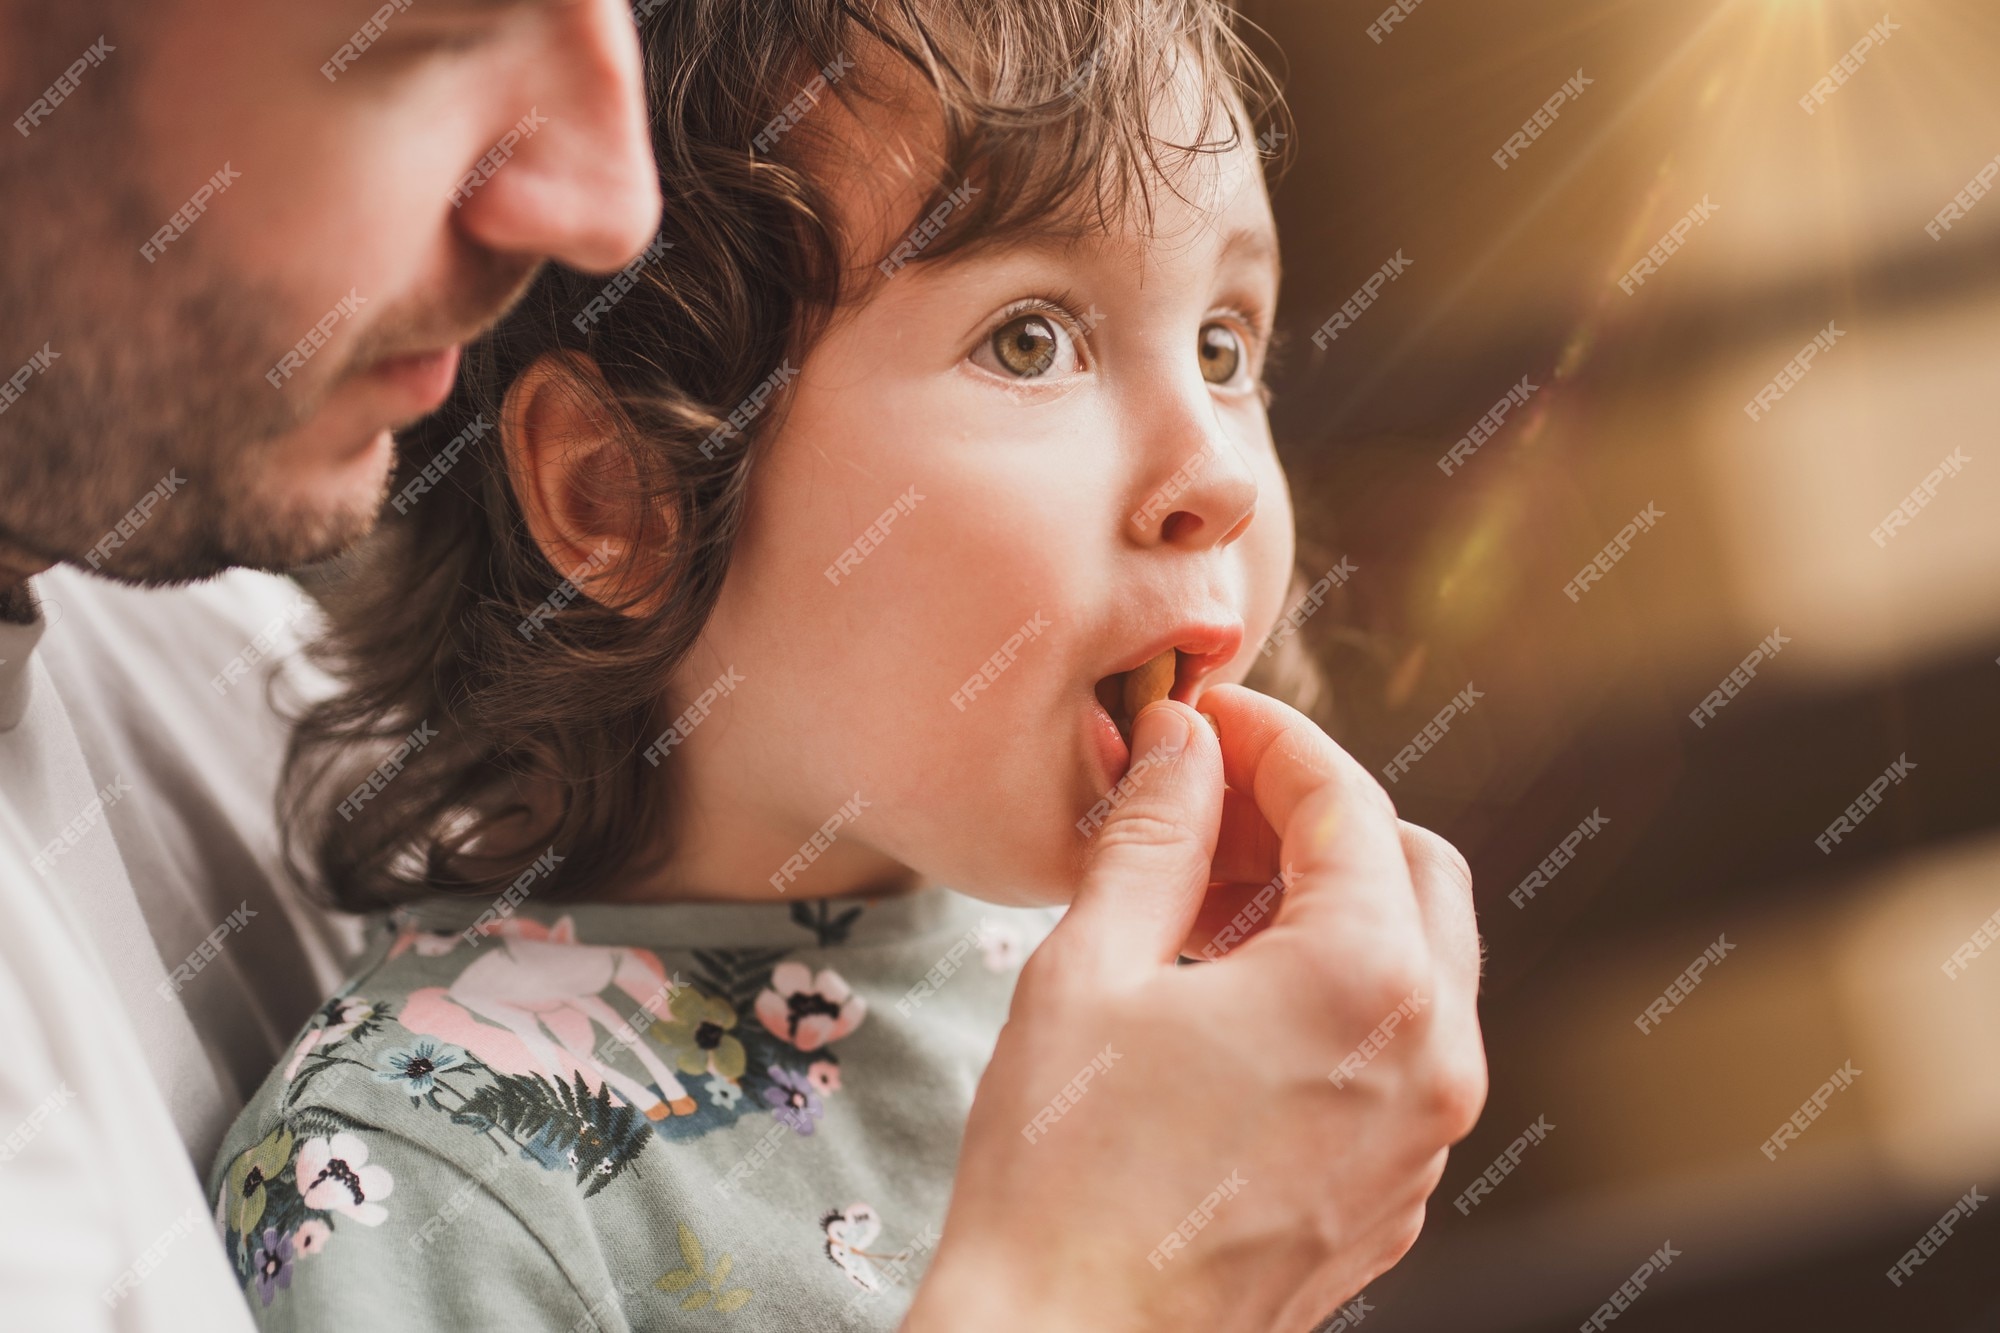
[1233,0,2000,1328]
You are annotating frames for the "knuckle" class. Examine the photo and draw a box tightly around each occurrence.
[1013,931,1064,996]
[1319,738,1398,826]
[1383,1203,1428,1268]
[1342,951,1430,1020]
[1402,821,1473,896]
[1420,1049,1490,1139]
[1415,1147,1450,1197]
[1014,926,1097,1008]
[1346,765,1398,825]
[1089,809,1191,856]
[1301,1174,1364,1252]
[1014,918,1142,1013]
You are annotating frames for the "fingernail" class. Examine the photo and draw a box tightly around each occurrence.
[1133,702,1190,757]
[1200,712,1220,736]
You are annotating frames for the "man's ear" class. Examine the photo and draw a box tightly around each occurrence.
[500,352,674,617]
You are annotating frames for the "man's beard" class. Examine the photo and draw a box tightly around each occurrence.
[0,230,362,584]
[0,79,536,587]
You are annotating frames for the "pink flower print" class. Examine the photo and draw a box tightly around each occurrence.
[295,1132,394,1226]
[820,1203,883,1291]
[283,997,378,1080]
[282,1033,318,1083]
[806,1060,841,1096]
[754,962,866,1051]
[319,997,376,1041]
[386,922,462,958]
[975,919,1025,971]
[292,1220,331,1258]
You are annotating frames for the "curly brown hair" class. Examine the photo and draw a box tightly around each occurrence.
[283,0,1319,912]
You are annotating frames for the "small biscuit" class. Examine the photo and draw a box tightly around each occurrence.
[1120,649,1177,733]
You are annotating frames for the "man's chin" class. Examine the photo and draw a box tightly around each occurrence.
[81,495,384,587]
[234,490,387,575]
[244,426,397,566]
[84,428,394,587]
[345,423,398,464]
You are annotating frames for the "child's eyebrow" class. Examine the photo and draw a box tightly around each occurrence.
[1217,225,1281,284]
[415,0,566,13]
[898,221,1280,287]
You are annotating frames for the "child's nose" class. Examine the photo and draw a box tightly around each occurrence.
[1127,407,1260,551]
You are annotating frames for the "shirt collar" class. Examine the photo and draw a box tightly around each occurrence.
[394,882,1000,953]
[0,589,45,732]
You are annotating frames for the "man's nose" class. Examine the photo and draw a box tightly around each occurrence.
[453,0,662,274]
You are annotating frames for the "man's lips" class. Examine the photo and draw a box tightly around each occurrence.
[360,344,462,416]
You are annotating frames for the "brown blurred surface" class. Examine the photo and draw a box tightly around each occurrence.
[1240,1,2000,1328]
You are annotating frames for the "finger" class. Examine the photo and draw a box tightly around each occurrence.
[1058,699,1225,978]
[1177,879,1286,961]
[1397,820,1489,1138]
[1210,784,1282,885]
[1198,684,1420,951]
[1397,820,1483,1005]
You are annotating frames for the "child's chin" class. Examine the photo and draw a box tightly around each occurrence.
[930,829,1092,908]
[954,868,1076,910]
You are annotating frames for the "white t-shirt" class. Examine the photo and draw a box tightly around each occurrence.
[0,565,362,1331]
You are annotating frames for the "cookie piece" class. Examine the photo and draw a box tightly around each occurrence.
[1120,648,1177,733]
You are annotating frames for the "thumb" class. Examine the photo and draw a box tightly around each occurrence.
[1057,700,1224,976]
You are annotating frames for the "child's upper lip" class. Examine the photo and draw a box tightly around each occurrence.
[1101,621,1245,705]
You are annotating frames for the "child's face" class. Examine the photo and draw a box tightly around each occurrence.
[667,76,1294,906]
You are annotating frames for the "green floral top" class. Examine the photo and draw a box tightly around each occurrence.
[207,887,1056,1332]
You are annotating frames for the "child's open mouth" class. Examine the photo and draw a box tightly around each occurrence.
[1090,627,1244,752]
[1095,648,1179,745]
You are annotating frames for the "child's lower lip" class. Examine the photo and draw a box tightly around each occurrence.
[1087,695,1130,785]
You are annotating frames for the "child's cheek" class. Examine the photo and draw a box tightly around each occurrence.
[1257,469,1299,635]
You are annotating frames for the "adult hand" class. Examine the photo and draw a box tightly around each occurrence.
[903,684,1487,1333]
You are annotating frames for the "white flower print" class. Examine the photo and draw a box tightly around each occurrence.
[295,1132,394,1226]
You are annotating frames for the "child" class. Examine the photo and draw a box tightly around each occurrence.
[212,0,1322,1326]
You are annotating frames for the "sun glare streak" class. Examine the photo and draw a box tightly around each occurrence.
[1407,0,1997,654]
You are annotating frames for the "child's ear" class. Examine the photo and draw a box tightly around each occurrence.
[500,351,676,618]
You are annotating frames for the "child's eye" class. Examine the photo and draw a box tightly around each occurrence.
[1198,321,1245,385]
[971,310,1085,380]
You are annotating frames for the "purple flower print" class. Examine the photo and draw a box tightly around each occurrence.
[252,1228,295,1306]
[762,1065,825,1136]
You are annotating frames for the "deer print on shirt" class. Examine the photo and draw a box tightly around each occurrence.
[394,916,699,1119]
